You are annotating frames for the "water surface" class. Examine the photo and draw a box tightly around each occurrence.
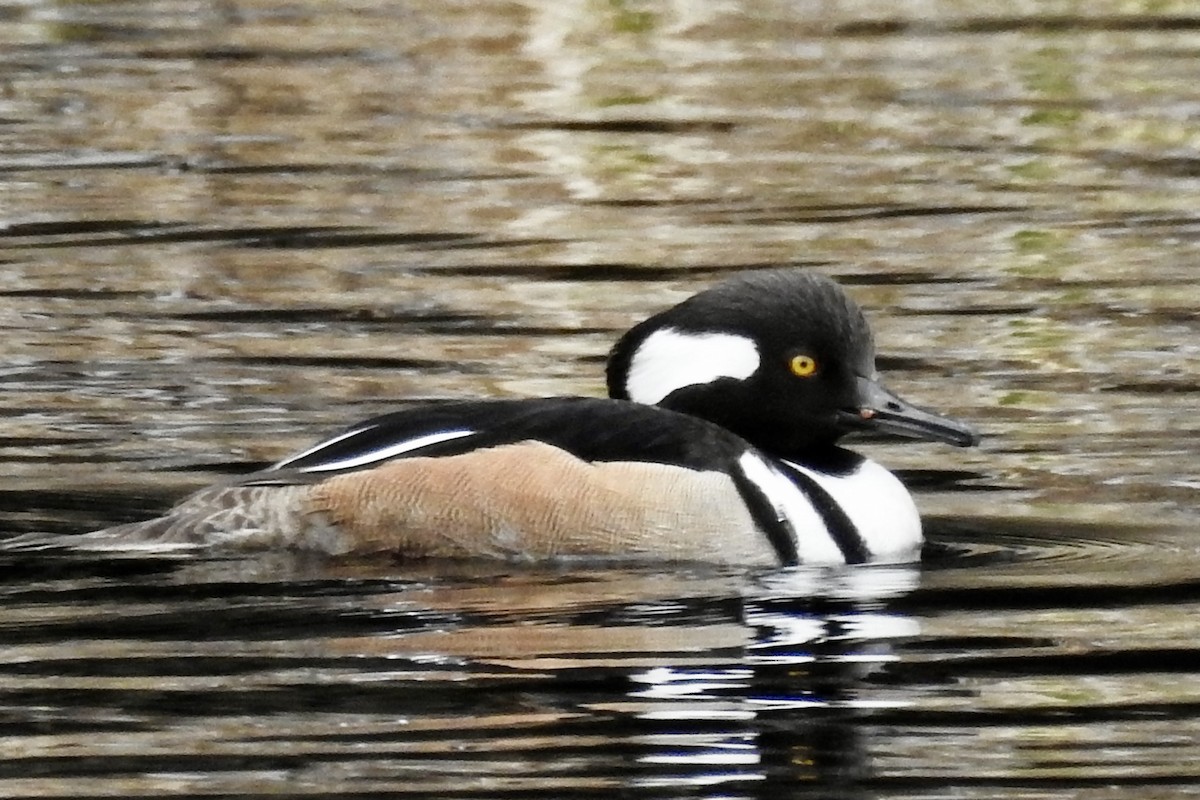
[0,2,1197,797]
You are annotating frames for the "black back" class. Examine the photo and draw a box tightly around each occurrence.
[254,397,755,481]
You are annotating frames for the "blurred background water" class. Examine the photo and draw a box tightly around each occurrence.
[0,1,1198,797]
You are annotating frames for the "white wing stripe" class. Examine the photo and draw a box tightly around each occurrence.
[272,425,374,469]
[284,429,475,473]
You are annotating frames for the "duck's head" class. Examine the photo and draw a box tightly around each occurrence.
[606,269,980,455]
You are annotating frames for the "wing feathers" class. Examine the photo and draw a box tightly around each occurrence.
[253,397,748,481]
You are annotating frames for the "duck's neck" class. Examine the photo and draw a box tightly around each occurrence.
[776,444,864,476]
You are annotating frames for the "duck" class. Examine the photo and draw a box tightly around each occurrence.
[83,269,979,565]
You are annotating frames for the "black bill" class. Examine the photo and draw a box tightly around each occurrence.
[839,376,981,447]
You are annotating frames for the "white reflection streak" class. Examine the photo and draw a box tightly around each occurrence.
[744,612,826,651]
[620,565,923,790]
[627,666,763,786]
[745,610,920,662]
[630,666,753,701]
[642,751,761,766]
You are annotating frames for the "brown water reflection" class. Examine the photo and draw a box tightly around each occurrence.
[1,1,1199,798]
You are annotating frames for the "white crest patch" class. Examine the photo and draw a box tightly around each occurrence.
[275,429,474,473]
[783,458,922,562]
[736,451,845,565]
[625,328,760,405]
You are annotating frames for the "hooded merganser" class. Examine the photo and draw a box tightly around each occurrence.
[85,269,979,565]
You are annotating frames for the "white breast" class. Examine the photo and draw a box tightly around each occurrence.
[735,451,847,564]
[784,457,923,563]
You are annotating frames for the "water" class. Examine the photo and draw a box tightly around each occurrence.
[1,2,1198,797]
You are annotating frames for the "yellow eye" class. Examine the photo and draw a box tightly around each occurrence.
[789,354,818,377]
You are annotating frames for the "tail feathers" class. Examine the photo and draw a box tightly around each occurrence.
[79,514,236,552]
[0,527,204,554]
[0,531,100,553]
[7,484,348,555]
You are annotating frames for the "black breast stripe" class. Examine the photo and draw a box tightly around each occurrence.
[729,470,800,567]
[782,468,871,565]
